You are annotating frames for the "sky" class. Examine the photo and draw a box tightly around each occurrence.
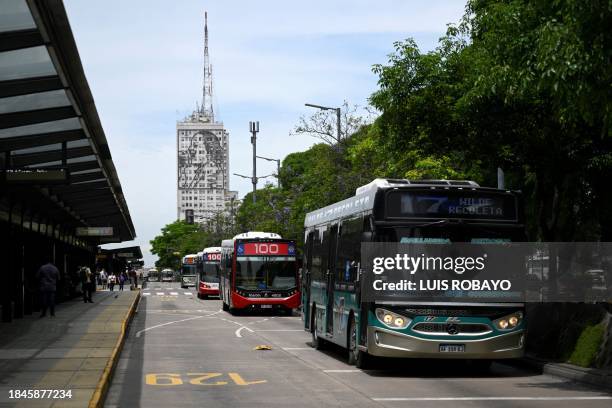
[62,0,467,266]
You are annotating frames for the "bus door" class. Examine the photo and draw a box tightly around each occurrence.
[303,232,314,329]
[326,224,339,334]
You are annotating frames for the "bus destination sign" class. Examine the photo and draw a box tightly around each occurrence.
[237,242,296,256]
[203,253,221,261]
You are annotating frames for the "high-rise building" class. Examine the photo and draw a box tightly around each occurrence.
[177,12,237,223]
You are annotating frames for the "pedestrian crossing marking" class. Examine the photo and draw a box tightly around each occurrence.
[141,291,196,297]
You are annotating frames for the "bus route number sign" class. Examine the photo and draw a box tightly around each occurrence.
[204,253,221,261]
[239,243,295,256]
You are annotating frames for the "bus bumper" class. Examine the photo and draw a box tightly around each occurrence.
[198,283,219,296]
[366,326,525,359]
[231,292,300,310]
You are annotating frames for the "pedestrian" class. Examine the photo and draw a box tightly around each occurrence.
[108,273,116,291]
[100,269,107,290]
[36,259,59,317]
[129,269,138,290]
[80,266,94,303]
[119,271,126,291]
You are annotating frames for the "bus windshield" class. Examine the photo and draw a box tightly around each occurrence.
[182,264,197,275]
[378,224,524,243]
[200,262,219,283]
[235,256,296,290]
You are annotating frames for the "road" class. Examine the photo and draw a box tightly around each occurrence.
[106,282,612,407]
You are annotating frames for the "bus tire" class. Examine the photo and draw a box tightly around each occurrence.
[311,309,325,350]
[355,349,371,369]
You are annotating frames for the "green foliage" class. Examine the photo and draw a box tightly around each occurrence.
[568,322,605,368]
[149,219,236,269]
[229,0,612,248]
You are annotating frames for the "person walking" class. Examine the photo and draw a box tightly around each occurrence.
[36,259,59,317]
[119,271,126,291]
[129,268,138,290]
[108,273,116,292]
[100,269,107,290]
[80,266,94,303]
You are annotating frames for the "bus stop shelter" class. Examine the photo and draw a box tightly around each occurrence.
[96,246,143,275]
[0,0,136,321]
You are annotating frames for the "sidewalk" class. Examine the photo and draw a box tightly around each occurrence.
[0,289,140,408]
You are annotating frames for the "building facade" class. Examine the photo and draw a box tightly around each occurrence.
[176,12,237,224]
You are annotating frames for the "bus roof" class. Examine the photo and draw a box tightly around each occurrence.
[222,231,283,248]
[202,246,222,253]
[304,178,519,228]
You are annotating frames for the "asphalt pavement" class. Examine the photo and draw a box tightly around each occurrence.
[105,282,612,407]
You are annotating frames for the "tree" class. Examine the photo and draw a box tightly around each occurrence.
[149,218,237,269]
[367,0,611,241]
[292,100,374,145]
[150,221,200,269]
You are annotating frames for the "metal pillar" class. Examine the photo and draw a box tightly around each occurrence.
[249,121,259,203]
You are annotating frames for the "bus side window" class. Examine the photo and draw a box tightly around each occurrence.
[305,231,314,273]
[310,226,326,281]
[225,252,232,269]
[337,216,362,283]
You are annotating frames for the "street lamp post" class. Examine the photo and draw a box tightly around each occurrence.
[256,155,281,188]
[249,121,259,203]
[305,103,341,143]
[234,172,274,204]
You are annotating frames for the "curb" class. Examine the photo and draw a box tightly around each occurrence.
[525,357,612,391]
[89,290,141,408]
[503,357,612,391]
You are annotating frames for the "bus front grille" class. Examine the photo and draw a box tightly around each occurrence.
[411,322,492,335]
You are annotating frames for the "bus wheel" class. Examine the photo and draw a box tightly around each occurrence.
[355,348,371,369]
[347,316,359,365]
[222,302,229,312]
[311,312,324,350]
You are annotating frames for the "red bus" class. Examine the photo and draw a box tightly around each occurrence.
[219,232,300,315]
[197,247,222,299]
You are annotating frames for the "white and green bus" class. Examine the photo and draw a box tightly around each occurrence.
[302,178,526,368]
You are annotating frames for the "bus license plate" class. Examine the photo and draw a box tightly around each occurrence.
[260,305,272,309]
[439,344,465,353]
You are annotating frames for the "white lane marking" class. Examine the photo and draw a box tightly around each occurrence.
[142,293,151,296]
[156,292,164,296]
[255,329,303,332]
[136,316,203,337]
[136,310,222,338]
[235,326,255,338]
[184,292,192,296]
[323,369,360,373]
[169,292,178,296]
[283,347,313,351]
[371,397,612,402]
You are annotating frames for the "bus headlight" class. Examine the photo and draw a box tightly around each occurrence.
[494,311,523,330]
[375,308,411,329]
